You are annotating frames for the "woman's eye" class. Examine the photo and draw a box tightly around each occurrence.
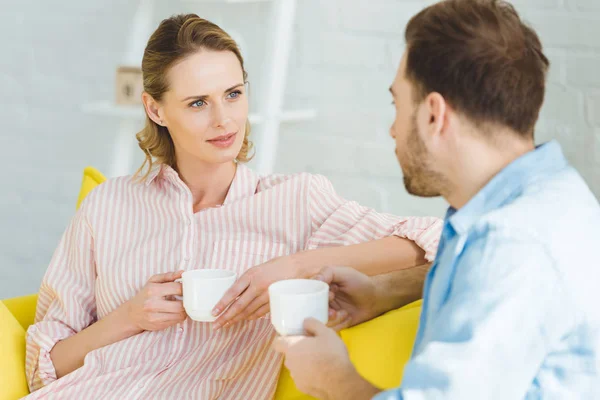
[191,99,205,108]
[227,90,242,99]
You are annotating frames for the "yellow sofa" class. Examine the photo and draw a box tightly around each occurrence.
[0,167,421,400]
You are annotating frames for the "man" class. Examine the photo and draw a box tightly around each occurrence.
[273,0,600,399]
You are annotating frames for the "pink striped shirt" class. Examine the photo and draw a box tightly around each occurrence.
[25,164,442,399]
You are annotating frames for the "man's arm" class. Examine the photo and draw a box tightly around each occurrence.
[371,262,430,315]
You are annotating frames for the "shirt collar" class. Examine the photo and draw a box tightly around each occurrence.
[144,165,163,185]
[222,163,260,205]
[144,162,260,205]
[448,140,567,234]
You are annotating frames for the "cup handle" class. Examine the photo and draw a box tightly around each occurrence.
[174,278,183,301]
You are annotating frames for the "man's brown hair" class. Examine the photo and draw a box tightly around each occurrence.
[405,0,549,137]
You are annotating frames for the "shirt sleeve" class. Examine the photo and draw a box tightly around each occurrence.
[305,174,443,261]
[25,207,97,391]
[373,231,572,400]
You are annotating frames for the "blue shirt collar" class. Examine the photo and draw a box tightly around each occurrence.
[447,140,567,234]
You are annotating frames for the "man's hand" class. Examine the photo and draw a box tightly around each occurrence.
[273,318,380,400]
[319,263,431,330]
[315,266,382,331]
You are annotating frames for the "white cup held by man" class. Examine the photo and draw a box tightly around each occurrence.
[268,279,329,336]
[181,269,236,322]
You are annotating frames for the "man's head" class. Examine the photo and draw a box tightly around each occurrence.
[390,0,549,198]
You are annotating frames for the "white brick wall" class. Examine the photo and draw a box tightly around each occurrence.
[1,0,598,297]
[281,0,600,212]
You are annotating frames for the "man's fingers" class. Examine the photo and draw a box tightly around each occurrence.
[272,337,291,354]
[331,317,352,332]
[303,317,331,337]
[272,335,305,353]
[326,309,347,328]
[149,270,184,284]
[314,267,334,285]
[328,290,335,302]
[212,276,250,316]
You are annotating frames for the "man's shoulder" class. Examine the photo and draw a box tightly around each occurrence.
[477,167,599,241]
[461,167,600,290]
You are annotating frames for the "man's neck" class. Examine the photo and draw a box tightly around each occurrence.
[444,136,535,210]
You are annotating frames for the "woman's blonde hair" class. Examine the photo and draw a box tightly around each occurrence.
[135,14,253,180]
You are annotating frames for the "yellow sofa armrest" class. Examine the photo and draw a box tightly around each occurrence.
[273,300,421,399]
[3,294,38,331]
[0,301,31,400]
[76,166,107,210]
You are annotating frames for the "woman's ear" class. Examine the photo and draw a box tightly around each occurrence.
[142,92,164,126]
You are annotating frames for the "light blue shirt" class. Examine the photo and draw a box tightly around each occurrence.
[375,141,600,399]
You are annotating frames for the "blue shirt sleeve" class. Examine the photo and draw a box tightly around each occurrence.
[374,230,572,400]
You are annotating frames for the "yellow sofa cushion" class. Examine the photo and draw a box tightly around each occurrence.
[0,301,30,399]
[342,300,420,389]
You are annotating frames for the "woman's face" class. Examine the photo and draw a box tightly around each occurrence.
[155,49,248,165]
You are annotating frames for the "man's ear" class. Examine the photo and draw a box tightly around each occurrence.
[424,92,447,141]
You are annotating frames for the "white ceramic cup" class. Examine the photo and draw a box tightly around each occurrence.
[268,279,329,336]
[180,269,236,322]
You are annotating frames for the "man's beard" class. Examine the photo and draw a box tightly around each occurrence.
[400,115,446,198]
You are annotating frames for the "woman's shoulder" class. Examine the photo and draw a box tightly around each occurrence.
[77,174,145,213]
[257,171,333,192]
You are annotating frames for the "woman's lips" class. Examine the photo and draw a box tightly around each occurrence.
[207,132,237,148]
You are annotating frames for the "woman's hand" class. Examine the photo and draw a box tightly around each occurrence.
[211,256,306,329]
[124,270,187,332]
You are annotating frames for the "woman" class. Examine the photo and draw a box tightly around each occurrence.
[25,14,442,399]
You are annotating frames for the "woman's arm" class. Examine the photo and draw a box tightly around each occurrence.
[212,175,442,328]
[26,204,186,390]
[294,236,426,277]
[304,174,443,264]
[26,208,100,390]
[49,306,140,378]
[49,270,185,379]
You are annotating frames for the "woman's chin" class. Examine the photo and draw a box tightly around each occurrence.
[203,148,243,165]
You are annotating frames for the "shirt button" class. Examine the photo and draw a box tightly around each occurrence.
[183,256,190,261]
[178,327,184,333]
[186,218,192,226]
[138,382,145,389]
